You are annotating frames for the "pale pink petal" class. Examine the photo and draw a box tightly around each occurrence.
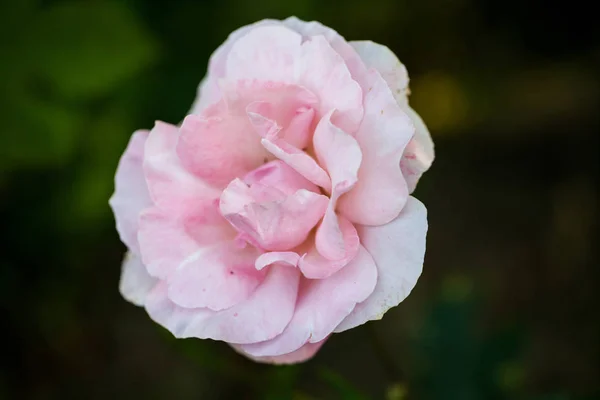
[255,251,300,270]
[335,197,427,332]
[220,178,328,251]
[337,69,413,226]
[312,110,362,261]
[221,80,317,148]
[143,121,221,214]
[245,102,315,149]
[298,216,359,279]
[137,207,234,279]
[166,243,265,311]
[349,40,434,193]
[145,264,301,344]
[349,41,410,98]
[190,75,221,116]
[283,107,315,149]
[119,252,157,307]
[222,80,317,120]
[226,26,302,82]
[400,108,435,192]
[298,36,363,133]
[232,339,326,364]
[243,160,320,195]
[246,105,281,139]
[240,246,377,357]
[109,130,152,253]
[190,20,282,114]
[283,17,369,88]
[261,138,331,189]
[176,114,268,187]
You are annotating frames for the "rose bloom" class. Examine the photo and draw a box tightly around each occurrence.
[110,17,434,364]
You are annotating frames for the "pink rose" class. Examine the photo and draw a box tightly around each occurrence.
[110,17,434,364]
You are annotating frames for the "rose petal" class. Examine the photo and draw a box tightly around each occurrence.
[166,242,265,311]
[243,160,320,195]
[349,40,434,193]
[143,121,221,214]
[255,251,300,271]
[337,69,413,226]
[261,138,331,189]
[109,130,152,253]
[298,36,363,133]
[399,108,435,192]
[240,245,377,357]
[349,41,410,98]
[190,20,283,114]
[220,178,328,251]
[335,196,427,332]
[145,264,301,344]
[138,207,234,279]
[312,110,362,261]
[298,216,359,279]
[119,252,157,307]
[176,114,268,187]
[226,26,302,82]
[232,339,326,364]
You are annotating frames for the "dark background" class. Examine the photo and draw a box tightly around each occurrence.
[1,0,598,399]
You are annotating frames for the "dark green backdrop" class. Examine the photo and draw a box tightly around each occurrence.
[1,0,598,398]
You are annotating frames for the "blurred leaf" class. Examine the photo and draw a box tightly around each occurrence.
[410,72,469,134]
[263,366,301,400]
[30,1,157,99]
[386,383,408,400]
[0,0,35,76]
[0,89,82,170]
[60,107,134,227]
[318,368,369,400]
[494,361,525,391]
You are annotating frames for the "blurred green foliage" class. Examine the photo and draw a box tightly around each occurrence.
[1,0,598,399]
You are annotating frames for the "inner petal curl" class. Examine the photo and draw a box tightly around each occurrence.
[219,161,329,251]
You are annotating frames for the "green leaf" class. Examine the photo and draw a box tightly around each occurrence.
[30,1,157,99]
[318,368,370,400]
[0,89,82,170]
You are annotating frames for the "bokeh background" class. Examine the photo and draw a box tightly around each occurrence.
[1,0,598,399]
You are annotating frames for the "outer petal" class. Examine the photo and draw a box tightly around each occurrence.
[283,17,369,90]
[226,26,302,82]
[137,207,234,279]
[232,339,326,365]
[400,109,435,192]
[166,243,265,311]
[190,19,282,114]
[119,252,157,307]
[240,246,377,357]
[143,121,221,214]
[145,264,301,344]
[109,130,152,253]
[335,196,427,332]
[349,41,409,97]
[176,114,268,187]
[350,41,434,193]
[337,69,413,226]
